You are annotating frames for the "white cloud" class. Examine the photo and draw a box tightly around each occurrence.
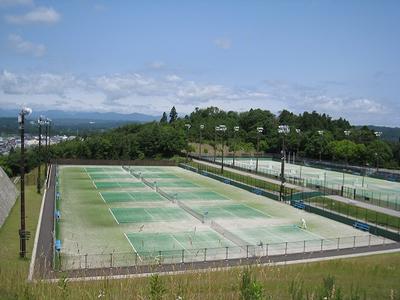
[8,34,46,57]
[214,37,232,49]
[5,6,60,24]
[0,70,394,125]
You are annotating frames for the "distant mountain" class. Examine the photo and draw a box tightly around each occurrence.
[0,109,159,123]
[366,125,400,142]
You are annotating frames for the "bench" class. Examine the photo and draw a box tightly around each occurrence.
[55,239,61,251]
[353,221,369,231]
[252,188,262,195]
[292,200,305,210]
[223,179,231,184]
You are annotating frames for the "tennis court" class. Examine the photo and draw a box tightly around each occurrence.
[176,190,230,201]
[57,164,388,270]
[94,181,145,189]
[193,203,271,219]
[100,191,164,203]
[110,207,191,223]
[126,230,234,256]
[219,157,400,205]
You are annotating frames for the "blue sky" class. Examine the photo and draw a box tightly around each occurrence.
[0,0,399,126]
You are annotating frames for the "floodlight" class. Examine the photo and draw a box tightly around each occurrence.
[295,128,301,134]
[20,106,32,116]
[234,126,239,132]
[374,131,382,137]
[200,124,204,129]
[278,125,290,134]
[218,124,227,132]
[257,127,263,133]
[344,130,351,136]
[318,130,324,135]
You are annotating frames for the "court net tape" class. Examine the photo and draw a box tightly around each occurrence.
[157,187,175,203]
[211,220,248,250]
[141,177,155,189]
[177,200,204,223]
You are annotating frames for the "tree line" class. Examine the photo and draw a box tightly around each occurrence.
[0,106,399,177]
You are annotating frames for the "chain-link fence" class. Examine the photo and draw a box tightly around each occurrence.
[57,234,387,271]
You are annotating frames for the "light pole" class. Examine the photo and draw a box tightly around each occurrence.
[344,130,351,167]
[214,125,219,162]
[185,123,191,162]
[44,118,51,176]
[318,130,324,161]
[233,126,239,166]
[36,116,45,194]
[18,106,32,258]
[199,124,204,159]
[295,128,301,163]
[216,125,227,173]
[374,131,383,172]
[255,127,264,173]
[278,125,290,201]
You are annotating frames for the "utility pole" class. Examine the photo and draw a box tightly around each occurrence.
[18,106,32,258]
[185,123,191,162]
[278,125,290,201]
[36,116,44,194]
[318,130,324,161]
[233,126,239,166]
[255,127,263,173]
[199,124,204,159]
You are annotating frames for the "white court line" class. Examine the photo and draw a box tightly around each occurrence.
[123,233,143,262]
[109,208,120,224]
[242,203,272,217]
[99,192,107,203]
[92,180,97,189]
[171,235,192,255]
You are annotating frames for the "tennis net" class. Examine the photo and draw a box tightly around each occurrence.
[177,200,204,223]
[157,187,175,203]
[141,177,155,189]
[210,220,248,250]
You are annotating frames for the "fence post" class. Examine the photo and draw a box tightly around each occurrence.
[135,252,138,265]
[303,240,306,253]
[110,253,113,268]
[368,235,371,247]
[204,248,207,262]
[266,244,269,257]
[337,237,340,250]
[353,236,356,249]
[225,247,229,260]
[181,249,185,263]
[320,239,323,252]
[246,245,249,259]
[85,253,88,269]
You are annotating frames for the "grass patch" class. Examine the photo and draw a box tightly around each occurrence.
[309,197,400,231]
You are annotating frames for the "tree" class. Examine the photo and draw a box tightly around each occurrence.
[160,112,168,124]
[169,106,178,123]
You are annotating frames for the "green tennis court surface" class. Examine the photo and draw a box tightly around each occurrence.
[192,204,270,219]
[232,225,324,245]
[110,207,191,223]
[130,167,166,173]
[94,181,145,189]
[100,191,164,203]
[126,230,234,255]
[176,191,229,201]
[88,173,133,180]
[156,180,199,187]
[142,173,179,179]
[85,167,123,173]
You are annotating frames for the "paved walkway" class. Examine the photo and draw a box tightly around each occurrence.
[327,195,400,218]
[192,159,314,192]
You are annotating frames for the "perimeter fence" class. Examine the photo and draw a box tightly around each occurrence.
[58,234,388,271]
[191,155,400,211]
